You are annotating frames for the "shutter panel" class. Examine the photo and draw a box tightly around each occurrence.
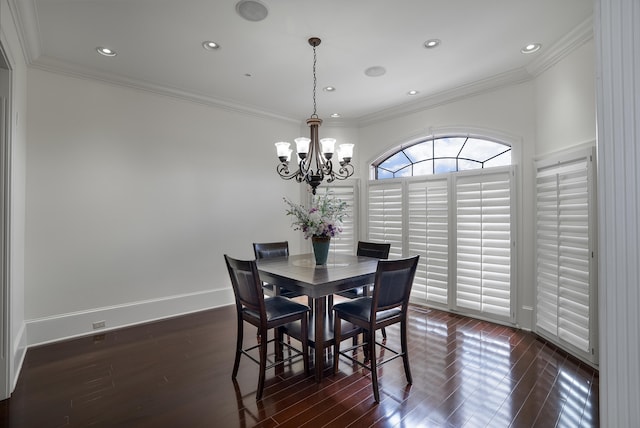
[536,152,593,360]
[368,181,403,258]
[455,169,513,320]
[318,182,357,255]
[325,183,356,255]
[535,171,560,335]
[367,166,515,325]
[408,178,448,306]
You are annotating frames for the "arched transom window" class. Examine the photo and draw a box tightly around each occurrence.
[374,136,511,179]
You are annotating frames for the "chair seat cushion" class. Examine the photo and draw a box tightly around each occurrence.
[332,297,401,323]
[244,296,309,322]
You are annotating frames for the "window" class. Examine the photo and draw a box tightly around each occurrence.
[407,178,449,306]
[317,181,358,255]
[374,136,511,179]
[367,136,597,364]
[535,148,597,364]
[368,181,404,258]
[368,135,515,324]
[455,170,513,319]
[368,167,515,324]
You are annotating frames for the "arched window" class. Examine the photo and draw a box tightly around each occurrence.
[367,133,516,325]
[374,136,511,179]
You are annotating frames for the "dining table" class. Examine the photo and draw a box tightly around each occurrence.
[256,252,379,382]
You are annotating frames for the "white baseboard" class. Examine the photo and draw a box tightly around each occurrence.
[25,288,235,347]
[11,323,27,391]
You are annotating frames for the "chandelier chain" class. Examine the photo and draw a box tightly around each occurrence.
[312,44,317,118]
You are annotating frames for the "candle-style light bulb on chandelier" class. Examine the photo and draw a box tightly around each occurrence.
[274,37,354,195]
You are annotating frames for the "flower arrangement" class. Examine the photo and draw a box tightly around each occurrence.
[283,192,348,239]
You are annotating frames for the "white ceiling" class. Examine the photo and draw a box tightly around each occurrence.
[17,0,593,124]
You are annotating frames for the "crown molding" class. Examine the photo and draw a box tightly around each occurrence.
[356,67,532,128]
[0,28,16,69]
[14,2,593,129]
[357,16,594,128]
[7,0,41,64]
[526,16,594,77]
[30,55,301,125]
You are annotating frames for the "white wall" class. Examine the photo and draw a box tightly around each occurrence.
[25,68,303,344]
[535,39,596,155]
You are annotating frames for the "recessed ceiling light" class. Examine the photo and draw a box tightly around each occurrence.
[521,43,542,54]
[408,90,419,96]
[202,41,220,50]
[330,113,341,118]
[323,86,335,92]
[236,0,268,22]
[96,47,116,57]
[424,39,441,49]
[364,66,386,77]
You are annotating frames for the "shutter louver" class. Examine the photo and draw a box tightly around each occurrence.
[455,170,512,320]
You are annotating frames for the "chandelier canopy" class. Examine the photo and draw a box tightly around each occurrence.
[275,37,354,195]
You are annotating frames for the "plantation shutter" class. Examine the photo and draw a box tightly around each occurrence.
[455,168,513,321]
[408,178,449,306]
[316,181,357,255]
[368,181,403,258]
[535,150,595,362]
[324,182,357,255]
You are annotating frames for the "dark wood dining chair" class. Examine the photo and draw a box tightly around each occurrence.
[253,242,299,295]
[329,241,391,336]
[252,241,289,261]
[252,241,289,295]
[345,241,392,298]
[332,255,419,403]
[225,254,310,400]
[253,241,313,310]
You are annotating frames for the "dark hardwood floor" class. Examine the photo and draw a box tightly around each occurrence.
[0,303,598,427]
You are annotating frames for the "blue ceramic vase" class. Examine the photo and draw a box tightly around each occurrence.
[311,236,331,265]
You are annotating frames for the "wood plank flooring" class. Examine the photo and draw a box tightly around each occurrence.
[0,304,599,427]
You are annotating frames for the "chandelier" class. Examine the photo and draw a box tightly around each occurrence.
[274,37,354,195]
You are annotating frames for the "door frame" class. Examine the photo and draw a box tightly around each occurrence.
[0,38,13,400]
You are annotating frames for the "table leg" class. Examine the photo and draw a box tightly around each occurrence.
[313,296,325,383]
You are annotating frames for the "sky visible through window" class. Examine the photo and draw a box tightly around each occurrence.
[375,136,511,179]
